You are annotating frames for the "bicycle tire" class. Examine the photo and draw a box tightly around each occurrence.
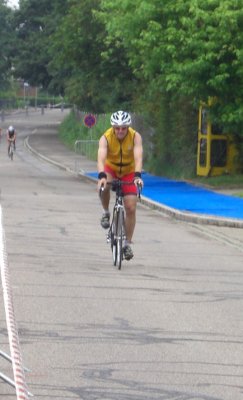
[111,211,118,266]
[9,147,13,160]
[116,208,125,270]
[8,143,14,160]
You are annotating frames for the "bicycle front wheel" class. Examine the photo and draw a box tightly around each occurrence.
[110,212,118,266]
[9,147,13,160]
[116,208,125,270]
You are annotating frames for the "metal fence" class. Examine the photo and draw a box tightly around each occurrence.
[74,140,99,173]
[74,139,99,159]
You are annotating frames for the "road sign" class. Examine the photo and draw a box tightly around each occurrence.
[83,113,96,128]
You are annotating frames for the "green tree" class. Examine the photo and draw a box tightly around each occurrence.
[11,0,67,90]
[0,0,15,89]
[49,0,136,112]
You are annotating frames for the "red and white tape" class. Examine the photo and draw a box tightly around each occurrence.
[0,206,30,400]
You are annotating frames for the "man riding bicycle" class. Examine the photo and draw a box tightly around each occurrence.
[7,125,16,155]
[97,110,143,261]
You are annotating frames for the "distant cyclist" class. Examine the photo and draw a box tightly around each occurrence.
[7,125,16,155]
[97,110,143,260]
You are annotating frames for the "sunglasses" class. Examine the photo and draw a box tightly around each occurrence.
[114,126,127,131]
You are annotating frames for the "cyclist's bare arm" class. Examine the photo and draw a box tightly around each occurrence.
[133,132,144,187]
[134,132,143,171]
[97,135,108,189]
[7,133,16,142]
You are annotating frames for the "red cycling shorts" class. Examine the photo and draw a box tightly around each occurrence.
[104,165,137,196]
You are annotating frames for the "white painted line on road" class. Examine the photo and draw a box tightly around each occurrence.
[0,206,32,399]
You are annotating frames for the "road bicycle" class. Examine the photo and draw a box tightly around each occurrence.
[101,179,141,270]
[8,141,15,161]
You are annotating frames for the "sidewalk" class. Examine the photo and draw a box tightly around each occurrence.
[26,129,243,228]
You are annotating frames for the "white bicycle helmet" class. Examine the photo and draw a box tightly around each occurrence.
[110,110,131,127]
[8,125,15,133]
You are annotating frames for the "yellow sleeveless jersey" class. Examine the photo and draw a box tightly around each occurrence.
[104,127,136,176]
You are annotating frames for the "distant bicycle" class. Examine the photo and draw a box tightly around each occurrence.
[8,141,14,161]
[100,179,141,270]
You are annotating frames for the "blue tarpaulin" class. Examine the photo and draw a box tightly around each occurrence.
[87,172,243,220]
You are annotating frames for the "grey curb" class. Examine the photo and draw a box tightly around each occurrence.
[25,136,243,229]
[24,136,75,175]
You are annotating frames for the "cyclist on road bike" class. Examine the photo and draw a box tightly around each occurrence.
[7,125,16,155]
[97,110,143,261]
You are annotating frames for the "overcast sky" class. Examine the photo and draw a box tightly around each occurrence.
[7,0,19,8]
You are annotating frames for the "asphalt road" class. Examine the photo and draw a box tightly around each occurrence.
[0,109,243,400]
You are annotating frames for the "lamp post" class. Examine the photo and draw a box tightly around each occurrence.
[23,82,29,107]
[35,86,38,110]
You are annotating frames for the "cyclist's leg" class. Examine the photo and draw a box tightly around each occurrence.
[121,172,137,260]
[99,166,114,228]
[100,175,111,210]
[121,172,137,242]
[123,196,136,260]
[123,194,137,243]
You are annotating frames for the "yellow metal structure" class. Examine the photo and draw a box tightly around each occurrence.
[197,103,239,176]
